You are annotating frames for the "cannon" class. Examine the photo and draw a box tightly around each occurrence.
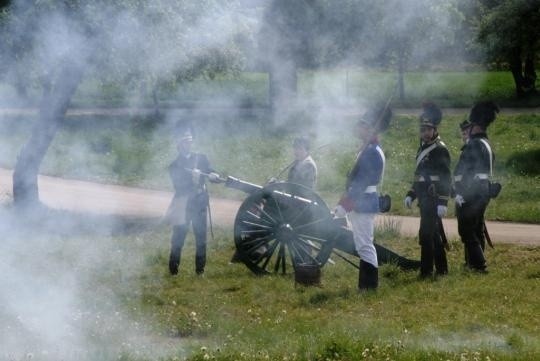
[219,175,420,276]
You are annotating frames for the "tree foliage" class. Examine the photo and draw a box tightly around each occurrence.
[259,0,466,103]
[1,0,251,206]
[475,0,539,97]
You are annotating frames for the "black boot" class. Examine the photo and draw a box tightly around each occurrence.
[195,255,206,275]
[419,243,434,279]
[358,260,378,291]
[169,252,180,275]
[466,242,487,272]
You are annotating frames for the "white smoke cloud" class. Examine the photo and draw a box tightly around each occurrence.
[0,0,479,359]
[0,1,260,360]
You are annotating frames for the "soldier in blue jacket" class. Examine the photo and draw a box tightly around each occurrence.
[334,105,392,291]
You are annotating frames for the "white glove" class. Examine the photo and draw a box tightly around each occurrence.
[333,205,347,218]
[191,168,201,184]
[437,205,447,218]
[404,196,413,209]
[455,194,466,207]
[208,172,220,182]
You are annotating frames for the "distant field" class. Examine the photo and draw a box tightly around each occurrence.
[0,109,538,223]
[1,70,538,109]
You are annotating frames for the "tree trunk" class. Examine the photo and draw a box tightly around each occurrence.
[523,52,537,94]
[509,48,525,98]
[12,62,84,208]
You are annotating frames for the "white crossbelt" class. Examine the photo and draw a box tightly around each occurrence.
[454,138,493,182]
[454,173,489,182]
[416,175,440,182]
[479,138,493,177]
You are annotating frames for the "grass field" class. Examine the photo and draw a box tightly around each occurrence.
[1,70,539,109]
[67,70,540,109]
[1,209,538,361]
[0,109,538,223]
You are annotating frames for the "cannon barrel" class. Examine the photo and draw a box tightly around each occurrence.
[223,175,318,207]
[223,176,263,195]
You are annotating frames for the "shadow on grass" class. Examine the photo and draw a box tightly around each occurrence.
[0,202,161,237]
[506,148,540,176]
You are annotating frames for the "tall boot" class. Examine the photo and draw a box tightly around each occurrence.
[358,260,378,291]
[466,242,487,272]
[195,255,206,275]
[419,243,434,278]
[169,251,180,275]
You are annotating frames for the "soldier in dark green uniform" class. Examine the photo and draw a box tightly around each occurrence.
[165,122,220,275]
[454,101,499,272]
[404,102,451,278]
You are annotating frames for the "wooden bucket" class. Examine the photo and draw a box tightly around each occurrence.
[294,263,321,286]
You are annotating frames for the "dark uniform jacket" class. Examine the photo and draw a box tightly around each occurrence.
[340,140,384,213]
[407,137,451,207]
[453,133,493,200]
[169,152,212,208]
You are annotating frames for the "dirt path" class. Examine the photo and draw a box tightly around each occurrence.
[1,168,538,245]
[1,107,539,117]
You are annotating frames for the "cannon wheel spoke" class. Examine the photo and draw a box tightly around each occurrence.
[234,182,335,276]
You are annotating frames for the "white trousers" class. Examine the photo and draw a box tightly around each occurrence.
[348,212,378,268]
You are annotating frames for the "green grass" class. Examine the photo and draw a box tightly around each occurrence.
[3,70,537,109]
[298,70,534,107]
[0,110,539,222]
[1,208,538,361]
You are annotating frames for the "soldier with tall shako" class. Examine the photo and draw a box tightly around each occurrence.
[165,121,220,275]
[333,104,393,291]
[453,101,499,273]
[404,102,451,278]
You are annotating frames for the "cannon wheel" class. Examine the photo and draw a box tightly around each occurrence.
[234,182,336,275]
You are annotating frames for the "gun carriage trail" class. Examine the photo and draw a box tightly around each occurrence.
[1,168,538,246]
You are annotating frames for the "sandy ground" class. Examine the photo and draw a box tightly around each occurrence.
[1,167,538,245]
[1,107,539,119]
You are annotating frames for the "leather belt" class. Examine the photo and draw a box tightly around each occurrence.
[364,185,377,193]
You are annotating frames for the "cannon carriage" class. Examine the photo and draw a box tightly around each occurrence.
[220,176,420,276]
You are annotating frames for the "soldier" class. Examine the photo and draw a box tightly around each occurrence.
[454,101,499,272]
[334,104,392,291]
[165,121,220,275]
[459,119,472,144]
[287,136,318,190]
[404,102,451,278]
